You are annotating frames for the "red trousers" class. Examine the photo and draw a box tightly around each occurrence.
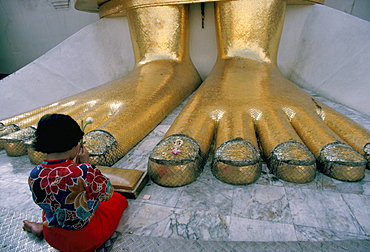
[43,192,128,252]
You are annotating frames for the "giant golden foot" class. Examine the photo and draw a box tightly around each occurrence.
[0,5,201,166]
[148,0,369,186]
[149,59,369,186]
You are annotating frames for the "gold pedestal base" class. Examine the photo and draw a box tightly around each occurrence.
[97,166,149,198]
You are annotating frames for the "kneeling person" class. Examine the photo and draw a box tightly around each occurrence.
[23,113,128,252]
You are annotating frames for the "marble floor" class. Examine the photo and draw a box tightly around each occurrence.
[0,89,370,250]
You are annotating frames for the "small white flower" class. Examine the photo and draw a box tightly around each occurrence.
[86,117,94,124]
[82,117,94,132]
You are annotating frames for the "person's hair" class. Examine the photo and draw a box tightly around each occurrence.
[33,114,84,153]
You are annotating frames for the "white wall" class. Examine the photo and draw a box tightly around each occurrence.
[0,0,99,75]
[278,4,370,117]
[325,0,370,22]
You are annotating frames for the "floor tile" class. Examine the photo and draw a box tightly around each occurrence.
[286,188,364,234]
[295,225,369,241]
[229,217,297,242]
[341,193,370,235]
[232,184,293,224]
[162,209,230,241]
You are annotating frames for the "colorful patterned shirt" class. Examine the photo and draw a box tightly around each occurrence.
[28,159,114,231]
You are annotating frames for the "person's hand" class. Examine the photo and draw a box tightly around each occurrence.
[76,144,90,164]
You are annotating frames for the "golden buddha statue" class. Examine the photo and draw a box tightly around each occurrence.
[1,0,369,187]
